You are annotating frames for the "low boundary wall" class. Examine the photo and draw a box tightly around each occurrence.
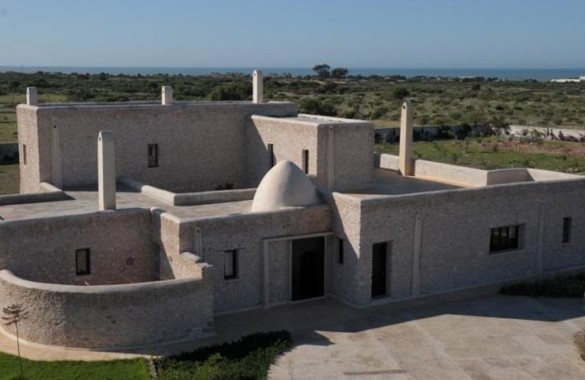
[0,269,214,349]
[120,177,256,206]
[0,182,69,206]
[378,154,581,187]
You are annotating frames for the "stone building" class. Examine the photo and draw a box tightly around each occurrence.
[1,73,584,349]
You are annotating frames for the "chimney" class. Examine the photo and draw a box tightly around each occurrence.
[399,102,414,176]
[98,131,116,210]
[162,86,173,105]
[253,70,263,103]
[26,87,38,106]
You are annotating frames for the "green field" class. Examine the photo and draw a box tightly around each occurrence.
[0,164,19,195]
[0,352,150,380]
[1,71,585,145]
[376,137,585,174]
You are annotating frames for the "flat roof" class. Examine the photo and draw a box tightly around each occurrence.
[340,169,461,199]
[0,187,252,222]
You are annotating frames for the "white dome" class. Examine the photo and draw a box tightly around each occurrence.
[251,161,321,212]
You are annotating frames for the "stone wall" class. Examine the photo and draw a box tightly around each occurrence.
[18,101,297,193]
[248,116,326,188]
[0,269,213,349]
[0,209,158,285]
[162,206,332,313]
[249,115,374,191]
[353,178,585,306]
[328,193,365,305]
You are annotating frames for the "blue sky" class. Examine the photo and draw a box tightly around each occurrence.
[1,0,584,68]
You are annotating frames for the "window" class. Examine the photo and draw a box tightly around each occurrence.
[338,239,344,264]
[147,144,158,168]
[562,217,572,243]
[268,144,275,167]
[302,149,309,174]
[22,144,27,166]
[75,248,91,276]
[489,225,520,253]
[224,250,238,280]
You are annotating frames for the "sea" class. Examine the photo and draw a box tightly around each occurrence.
[1,66,584,82]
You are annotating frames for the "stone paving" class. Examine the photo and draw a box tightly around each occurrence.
[269,296,585,380]
[0,294,583,380]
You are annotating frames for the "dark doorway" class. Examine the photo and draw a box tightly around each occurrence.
[291,237,325,301]
[371,242,388,297]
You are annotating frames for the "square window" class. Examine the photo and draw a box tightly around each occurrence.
[489,225,520,253]
[224,250,238,280]
[76,248,91,276]
[147,144,158,168]
[562,217,572,243]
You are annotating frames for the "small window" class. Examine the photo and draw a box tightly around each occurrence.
[224,250,238,280]
[302,149,309,174]
[267,144,275,167]
[338,239,344,264]
[22,144,27,166]
[147,144,158,168]
[489,225,520,253]
[562,217,572,243]
[76,248,91,276]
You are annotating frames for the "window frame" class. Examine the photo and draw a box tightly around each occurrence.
[302,149,309,174]
[147,143,159,168]
[224,249,238,280]
[489,225,521,253]
[267,143,275,167]
[75,248,91,276]
[562,217,572,243]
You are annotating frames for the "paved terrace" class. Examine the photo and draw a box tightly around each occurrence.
[342,168,462,199]
[0,185,252,222]
[0,293,583,380]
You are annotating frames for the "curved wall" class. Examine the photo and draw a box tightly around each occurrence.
[0,269,213,349]
[0,209,157,285]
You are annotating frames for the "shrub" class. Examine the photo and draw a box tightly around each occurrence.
[155,331,292,380]
[500,274,585,297]
[208,82,252,101]
[392,87,410,100]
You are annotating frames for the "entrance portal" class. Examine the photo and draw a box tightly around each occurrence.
[371,242,388,297]
[291,237,325,301]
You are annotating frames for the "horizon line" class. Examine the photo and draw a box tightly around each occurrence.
[1,65,585,70]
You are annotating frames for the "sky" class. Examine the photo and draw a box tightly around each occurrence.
[1,0,585,68]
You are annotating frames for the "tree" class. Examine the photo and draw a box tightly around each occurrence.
[3,304,29,380]
[331,67,349,79]
[312,64,331,79]
[299,97,337,116]
[392,87,410,100]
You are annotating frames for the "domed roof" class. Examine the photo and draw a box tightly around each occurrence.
[251,161,321,212]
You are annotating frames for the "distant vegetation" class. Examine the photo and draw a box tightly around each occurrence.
[2,67,585,142]
[2,67,585,195]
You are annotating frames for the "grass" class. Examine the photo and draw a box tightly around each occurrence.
[0,352,150,380]
[499,274,585,297]
[155,331,292,380]
[376,137,585,173]
[0,163,19,195]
